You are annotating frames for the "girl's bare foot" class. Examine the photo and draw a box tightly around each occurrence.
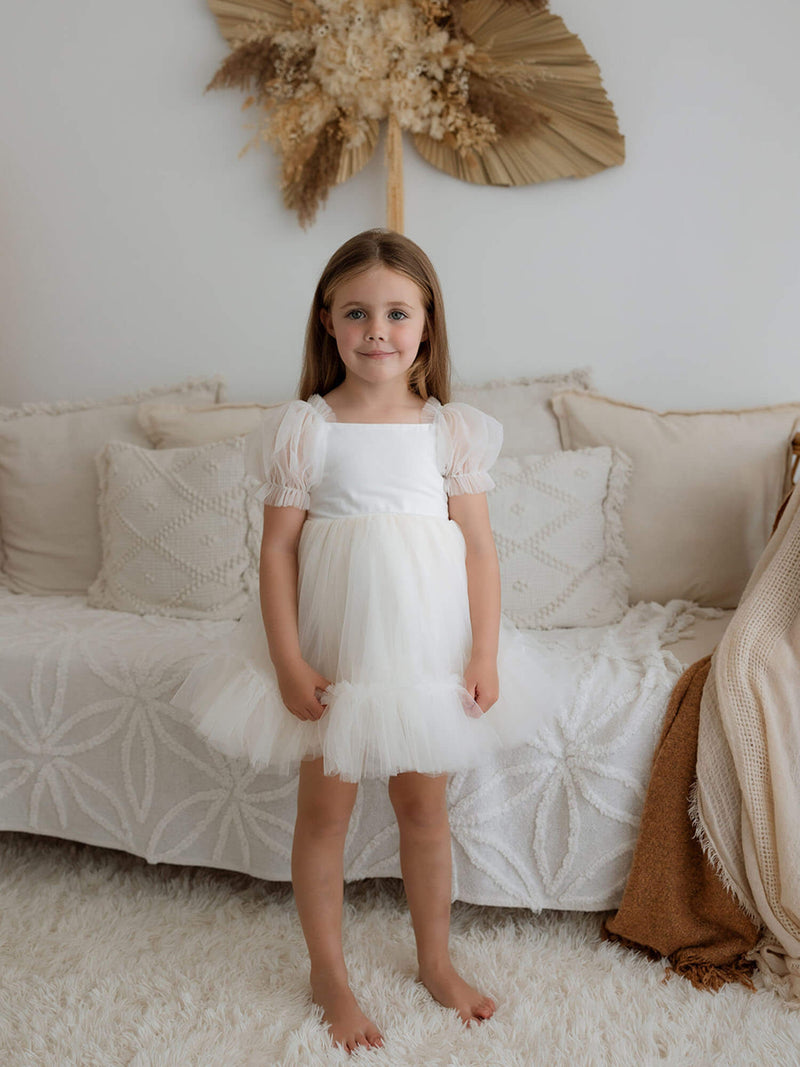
[419,962,496,1025]
[311,970,384,1053]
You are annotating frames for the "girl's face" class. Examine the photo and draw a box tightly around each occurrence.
[320,266,428,389]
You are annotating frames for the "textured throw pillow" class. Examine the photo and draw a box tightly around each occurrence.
[0,377,226,596]
[88,437,260,620]
[551,391,800,608]
[488,447,631,629]
[452,368,593,456]
[138,401,282,449]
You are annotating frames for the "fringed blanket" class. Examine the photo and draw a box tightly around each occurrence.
[694,480,800,1000]
[602,656,760,990]
[605,482,800,1003]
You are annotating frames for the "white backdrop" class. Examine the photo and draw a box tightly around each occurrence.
[1,0,798,409]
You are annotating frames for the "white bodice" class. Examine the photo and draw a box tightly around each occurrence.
[244,391,504,518]
[309,423,448,520]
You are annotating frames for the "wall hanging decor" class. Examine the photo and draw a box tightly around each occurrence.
[206,0,625,230]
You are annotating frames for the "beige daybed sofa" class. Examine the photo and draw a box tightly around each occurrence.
[2,371,795,912]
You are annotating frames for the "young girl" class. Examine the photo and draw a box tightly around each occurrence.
[171,229,540,1052]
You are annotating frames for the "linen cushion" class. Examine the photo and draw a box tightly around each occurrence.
[452,368,593,456]
[488,447,631,629]
[138,401,282,449]
[88,437,260,620]
[0,377,225,596]
[550,391,800,607]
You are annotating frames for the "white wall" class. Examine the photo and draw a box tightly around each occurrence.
[1,0,798,409]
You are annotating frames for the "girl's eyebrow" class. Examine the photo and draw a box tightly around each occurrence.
[339,300,414,309]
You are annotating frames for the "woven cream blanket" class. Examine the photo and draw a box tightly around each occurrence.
[695,484,800,1003]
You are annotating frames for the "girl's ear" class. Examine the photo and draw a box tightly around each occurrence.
[320,308,335,337]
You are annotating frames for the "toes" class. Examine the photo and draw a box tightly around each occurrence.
[476,997,496,1018]
[329,1024,383,1053]
[471,998,496,1022]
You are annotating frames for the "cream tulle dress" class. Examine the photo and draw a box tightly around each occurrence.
[170,393,544,782]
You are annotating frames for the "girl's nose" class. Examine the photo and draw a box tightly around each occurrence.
[366,324,385,341]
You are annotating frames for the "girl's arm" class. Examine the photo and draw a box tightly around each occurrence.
[260,504,331,720]
[447,491,501,712]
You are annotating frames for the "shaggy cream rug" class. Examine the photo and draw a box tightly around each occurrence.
[2,832,799,1067]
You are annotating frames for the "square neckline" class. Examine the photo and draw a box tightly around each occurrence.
[309,393,440,426]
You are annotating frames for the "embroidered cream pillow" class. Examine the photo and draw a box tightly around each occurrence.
[452,368,593,456]
[488,447,631,629]
[0,377,225,595]
[551,390,800,608]
[88,437,260,620]
[138,401,282,449]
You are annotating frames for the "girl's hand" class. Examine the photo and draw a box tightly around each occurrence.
[463,654,499,714]
[275,659,332,722]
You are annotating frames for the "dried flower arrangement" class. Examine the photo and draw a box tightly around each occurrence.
[206,0,625,228]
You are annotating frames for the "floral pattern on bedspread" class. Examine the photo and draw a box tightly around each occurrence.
[0,588,697,910]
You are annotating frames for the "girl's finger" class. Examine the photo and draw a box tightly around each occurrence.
[315,685,333,709]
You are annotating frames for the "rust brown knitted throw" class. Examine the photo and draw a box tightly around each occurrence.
[601,655,760,991]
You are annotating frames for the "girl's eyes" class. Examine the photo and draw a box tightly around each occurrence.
[343,309,408,321]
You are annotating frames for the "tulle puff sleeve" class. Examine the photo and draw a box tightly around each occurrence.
[435,402,504,496]
[243,400,326,509]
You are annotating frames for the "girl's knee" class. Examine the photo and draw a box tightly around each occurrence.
[295,797,354,839]
[296,764,358,837]
[388,778,449,832]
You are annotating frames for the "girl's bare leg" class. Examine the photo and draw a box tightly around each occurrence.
[292,757,383,1052]
[387,772,496,1025]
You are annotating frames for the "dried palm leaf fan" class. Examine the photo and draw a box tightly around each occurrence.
[205,0,624,231]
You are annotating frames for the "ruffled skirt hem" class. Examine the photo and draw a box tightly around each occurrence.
[170,616,544,782]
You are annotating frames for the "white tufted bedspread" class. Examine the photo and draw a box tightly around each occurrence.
[0,589,713,911]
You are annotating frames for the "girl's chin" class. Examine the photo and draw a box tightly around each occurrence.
[341,357,416,381]
[346,361,411,375]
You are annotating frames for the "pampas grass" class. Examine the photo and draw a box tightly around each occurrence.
[205,0,624,226]
[2,831,799,1066]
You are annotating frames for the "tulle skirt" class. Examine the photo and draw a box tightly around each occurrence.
[170,513,548,782]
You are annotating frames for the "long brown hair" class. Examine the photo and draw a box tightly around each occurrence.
[297,229,451,403]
